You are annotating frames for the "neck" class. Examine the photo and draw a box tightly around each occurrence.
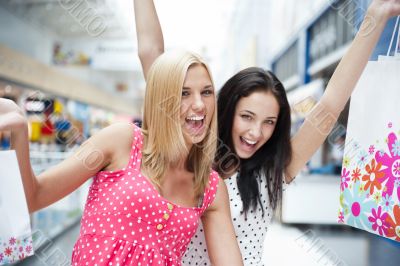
[169,159,187,172]
[161,162,194,190]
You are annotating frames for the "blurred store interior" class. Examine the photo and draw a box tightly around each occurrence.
[0,0,399,265]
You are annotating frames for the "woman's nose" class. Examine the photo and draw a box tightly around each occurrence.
[248,123,262,139]
[191,94,205,111]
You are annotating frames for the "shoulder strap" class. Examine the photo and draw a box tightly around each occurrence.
[199,170,220,213]
[126,124,144,170]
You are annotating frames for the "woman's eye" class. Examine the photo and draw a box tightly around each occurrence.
[241,115,252,120]
[265,120,275,125]
[202,89,213,96]
[182,91,189,97]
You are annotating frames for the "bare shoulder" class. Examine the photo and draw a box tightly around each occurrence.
[103,122,135,142]
[91,121,133,146]
[93,122,137,171]
[206,177,229,213]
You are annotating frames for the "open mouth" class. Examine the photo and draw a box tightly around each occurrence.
[185,115,205,134]
[240,136,257,147]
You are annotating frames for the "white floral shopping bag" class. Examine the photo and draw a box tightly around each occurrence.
[338,18,400,242]
[0,150,34,264]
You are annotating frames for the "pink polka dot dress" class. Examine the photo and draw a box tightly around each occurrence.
[71,125,219,265]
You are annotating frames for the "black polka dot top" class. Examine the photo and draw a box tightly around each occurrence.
[182,173,276,266]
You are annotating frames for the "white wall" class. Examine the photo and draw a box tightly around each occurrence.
[55,65,144,100]
[0,6,55,65]
[265,0,327,56]
[214,0,268,89]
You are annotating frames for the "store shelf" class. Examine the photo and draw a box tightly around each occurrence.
[30,152,90,249]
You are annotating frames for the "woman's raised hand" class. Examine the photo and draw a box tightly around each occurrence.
[369,0,400,20]
[0,98,27,133]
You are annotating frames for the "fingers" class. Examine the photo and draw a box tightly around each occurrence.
[0,112,27,132]
[0,98,22,114]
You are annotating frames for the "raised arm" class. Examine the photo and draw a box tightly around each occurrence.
[134,0,164,80]
[285,0,400,182]
[202,178,243,266]
[0,98,130,212]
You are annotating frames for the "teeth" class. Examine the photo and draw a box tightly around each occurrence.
[242,137,257,145]
[186,116,204,121]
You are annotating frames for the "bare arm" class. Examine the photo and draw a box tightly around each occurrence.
[134,0,164,80]
[0,99,132,212]
[285,0,400,182]
[202,178,243,266]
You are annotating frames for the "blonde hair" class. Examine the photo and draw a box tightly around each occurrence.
[142,50,217,197]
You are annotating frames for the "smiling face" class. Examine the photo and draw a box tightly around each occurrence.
[232,90,280,159]
[180,64,215,146]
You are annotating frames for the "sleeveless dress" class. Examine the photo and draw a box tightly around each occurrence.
[71,124,220,265]
[182,173,274,266]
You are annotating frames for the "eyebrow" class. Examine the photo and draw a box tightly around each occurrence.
[182,85,214,90]
[240,110,278,119]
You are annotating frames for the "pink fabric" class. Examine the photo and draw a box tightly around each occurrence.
[71,125,219,265]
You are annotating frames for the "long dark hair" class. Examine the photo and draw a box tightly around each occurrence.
[215,67,292,215]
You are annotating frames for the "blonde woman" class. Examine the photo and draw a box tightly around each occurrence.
[0,51,243,265]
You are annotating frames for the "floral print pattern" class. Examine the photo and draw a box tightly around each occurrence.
[0,236,33,265]
[368,206,390,236]
[357,150,369,168]
[385,205,400,241]
[369,145,375,155]
[391,139,400,156]
[351,168,361,182]
[362,159,385,195]
[341,181,376,230]
[339,130,400,242]
[382,194,395,212]
[341,168,350,191]
[375,133,400,201]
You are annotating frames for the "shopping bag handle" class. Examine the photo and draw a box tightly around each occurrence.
[386,16,400,56]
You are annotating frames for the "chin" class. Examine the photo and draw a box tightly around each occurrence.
[235,147,256,159]
[184,133,206,146]
[237,152,253,159]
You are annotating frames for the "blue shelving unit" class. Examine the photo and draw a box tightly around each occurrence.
[271,0,397,89]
